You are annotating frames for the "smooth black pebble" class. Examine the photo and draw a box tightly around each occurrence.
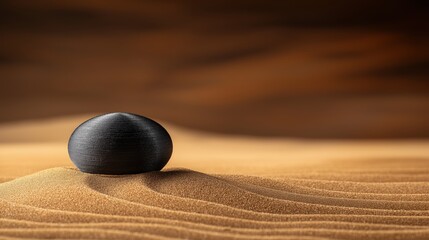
[68,112,173,174]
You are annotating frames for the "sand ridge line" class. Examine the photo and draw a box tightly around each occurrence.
[4,198,429,226]
[2,227,429,240]
[2,168,429,217]
[221,175,429,202]
[2,167,429,239]
[2,218,428,231]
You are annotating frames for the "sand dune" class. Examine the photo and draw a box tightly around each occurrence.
[1,116,429,239]
[1,166,429,239]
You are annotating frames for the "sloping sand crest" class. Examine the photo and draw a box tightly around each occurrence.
[1,116,429,239]
[1,167,429,239]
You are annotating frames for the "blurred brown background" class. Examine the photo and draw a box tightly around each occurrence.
[1,0,428,138]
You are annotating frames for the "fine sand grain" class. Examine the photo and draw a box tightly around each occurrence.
[1,116,429,239]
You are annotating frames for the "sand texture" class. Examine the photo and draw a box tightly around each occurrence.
[1,116,429,239]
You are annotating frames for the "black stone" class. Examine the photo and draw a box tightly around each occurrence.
[68,112,173,174]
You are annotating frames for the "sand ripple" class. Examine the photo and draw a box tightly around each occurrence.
[1,167,429,239]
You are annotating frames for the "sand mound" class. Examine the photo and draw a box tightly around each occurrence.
[1,167,429,239]
[1,116,429,239]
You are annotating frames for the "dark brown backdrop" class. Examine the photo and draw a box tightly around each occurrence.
[1,0,428,138]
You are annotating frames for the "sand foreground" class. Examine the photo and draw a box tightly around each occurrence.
[1,115,429,239]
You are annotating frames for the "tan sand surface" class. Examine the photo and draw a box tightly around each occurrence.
[1,115,429,239]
